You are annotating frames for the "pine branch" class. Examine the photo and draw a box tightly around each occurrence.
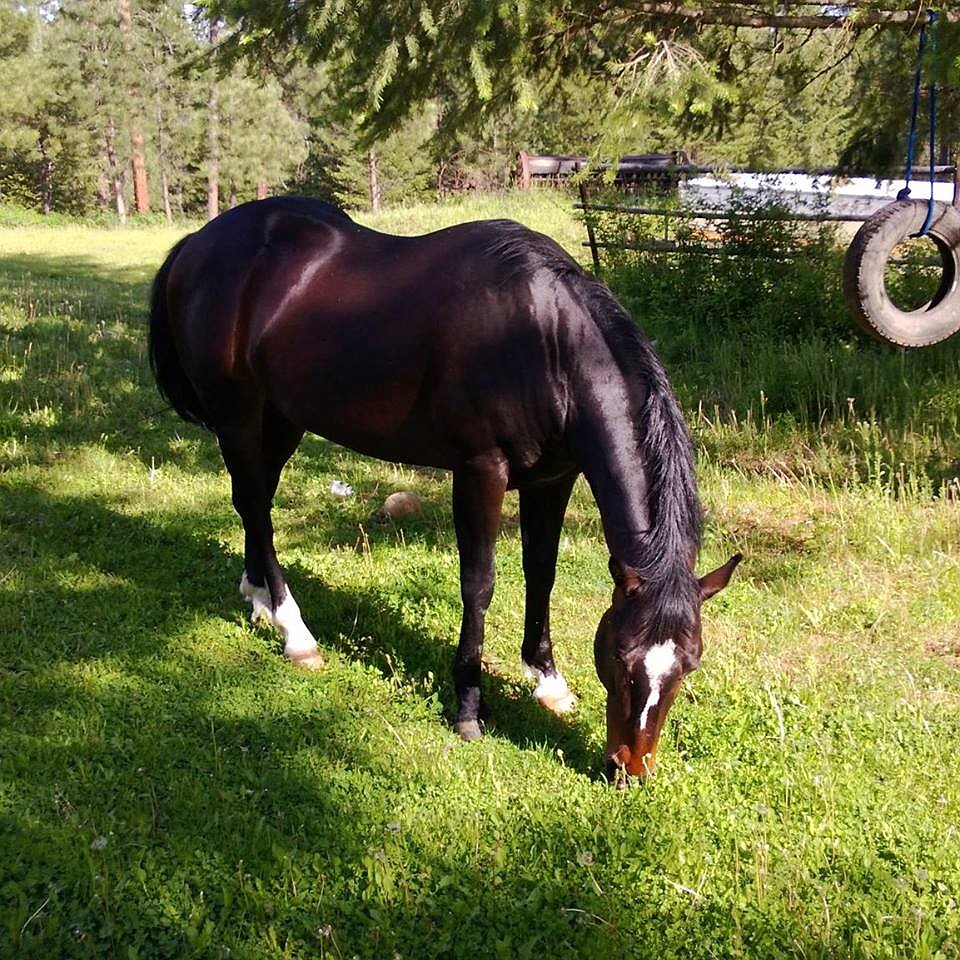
[615,3,947,30]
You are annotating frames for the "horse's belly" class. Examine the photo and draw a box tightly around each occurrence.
[304,413,458,470]
[262,369,455,469]
[268,371,564,479]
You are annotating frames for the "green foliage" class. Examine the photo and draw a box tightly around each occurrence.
[883,234,950,313]
[8,1,952,222]
[216,73,309,197]
[198,0,959,181]
[664,27,857,170]
[298,106,437,209]
[0,202,77,227]
[589,188,849,342]
[585,186,960,488]
[0,1,312,219]
[841,20,960,177]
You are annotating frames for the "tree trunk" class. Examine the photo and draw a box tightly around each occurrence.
[38,132,53,215]
[437,159,446,201]
[206,19,221,221]
[114,174,127,224]
[130,129,150,215]
[161,170,172,224]
[97,163,111,208]
[105,119,127,224]
[118,0,150,214]
[229,183,238,209]
[256,179,268,200]
[154,90,172,223]
[206,97,219,219]
[40,159,53,216]
[369,149,381,212]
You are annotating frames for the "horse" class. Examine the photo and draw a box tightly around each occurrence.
[148,196,740,779]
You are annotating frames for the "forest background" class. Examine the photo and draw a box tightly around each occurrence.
[3,1,960,223]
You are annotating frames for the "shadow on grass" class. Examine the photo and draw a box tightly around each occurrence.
[5,690,623,959]
[0,481,596,768]
[0,477,627,956]
[0,250,157,307]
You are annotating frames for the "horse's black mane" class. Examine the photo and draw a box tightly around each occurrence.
[486,220,704,643]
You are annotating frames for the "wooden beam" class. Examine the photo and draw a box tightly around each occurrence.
[619,3,947,30]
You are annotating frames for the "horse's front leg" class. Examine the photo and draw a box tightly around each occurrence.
[451,454,509,740]
[519,475,578,714]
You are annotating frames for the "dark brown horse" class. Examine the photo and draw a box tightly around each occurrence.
[149,196,739,779]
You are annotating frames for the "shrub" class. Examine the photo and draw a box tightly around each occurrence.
[584,187,852,346]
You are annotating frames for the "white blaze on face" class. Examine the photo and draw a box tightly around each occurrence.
[638,638,679,730]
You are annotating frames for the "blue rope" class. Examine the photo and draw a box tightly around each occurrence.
[920,11,938,235]
[897,11,938,235]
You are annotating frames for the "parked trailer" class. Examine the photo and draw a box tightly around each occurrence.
[516,151,691,192]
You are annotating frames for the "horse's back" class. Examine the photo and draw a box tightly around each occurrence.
[164,199,584,475]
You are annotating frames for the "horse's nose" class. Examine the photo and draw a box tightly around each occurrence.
[630,754,657,778]
[604,751,656,786]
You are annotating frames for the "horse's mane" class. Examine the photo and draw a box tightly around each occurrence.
[485,221,704,643]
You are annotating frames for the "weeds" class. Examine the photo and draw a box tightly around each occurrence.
[584,188,960,494]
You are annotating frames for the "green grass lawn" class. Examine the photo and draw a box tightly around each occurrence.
[2,192,960,959]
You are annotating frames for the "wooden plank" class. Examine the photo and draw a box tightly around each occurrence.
[574,203,877,223]
[578,182,601,273]
[583,240,800,260]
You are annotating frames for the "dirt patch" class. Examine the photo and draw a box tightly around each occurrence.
[925,624,960,668]
[717,503,819,557]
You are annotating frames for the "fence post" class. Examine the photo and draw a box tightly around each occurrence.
[578,180,602,274]
[517,150,531,190]
[953,146,959,207]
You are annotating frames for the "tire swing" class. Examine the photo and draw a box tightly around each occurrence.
[843,200,960,347]
[843,10,960,348]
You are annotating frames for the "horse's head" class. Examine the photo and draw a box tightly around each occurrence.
[594,553,741,782]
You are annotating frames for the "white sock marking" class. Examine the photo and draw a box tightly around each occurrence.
[272,591,319,657]
[240,572,318,658]
[638,638,678,729]
[523,661,576,712]
[240,572,271,622]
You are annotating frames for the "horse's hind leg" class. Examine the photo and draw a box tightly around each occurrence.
[219,407,321,668]
[519,474,578,714]
[451,454,508,740]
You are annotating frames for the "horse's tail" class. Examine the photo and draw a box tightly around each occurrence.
[148,234,210,430]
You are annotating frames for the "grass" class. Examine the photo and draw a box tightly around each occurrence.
[2,191,960,959]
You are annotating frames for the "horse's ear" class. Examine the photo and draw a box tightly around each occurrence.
[609,557,642,597]
[699,554,742,600]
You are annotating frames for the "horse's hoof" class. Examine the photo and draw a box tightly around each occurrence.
[287,649,325,670]
[537,691,577,715]
[455,720,483,741]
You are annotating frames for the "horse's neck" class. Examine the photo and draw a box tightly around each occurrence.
[569,341,695,573]
[570,362,654,566]
[579,434,652,567]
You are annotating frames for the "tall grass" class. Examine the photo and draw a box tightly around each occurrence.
[588,190,960,494]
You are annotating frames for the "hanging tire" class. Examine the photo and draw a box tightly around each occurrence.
[843,199,960,347]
